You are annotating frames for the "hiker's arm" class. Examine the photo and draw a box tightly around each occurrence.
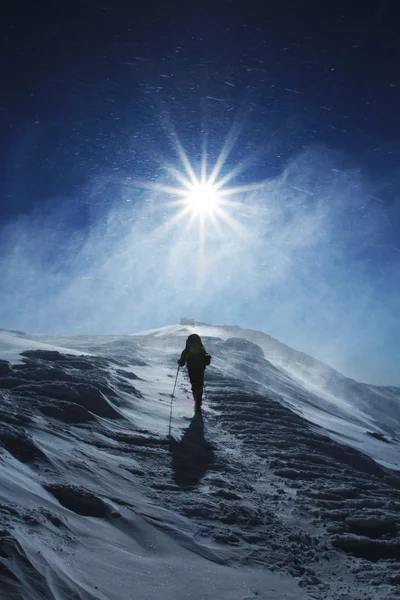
[178,350,187,367]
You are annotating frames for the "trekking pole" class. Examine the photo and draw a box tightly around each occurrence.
[168,366,180,437]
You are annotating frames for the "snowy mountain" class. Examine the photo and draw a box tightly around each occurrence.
[0,323,399,600]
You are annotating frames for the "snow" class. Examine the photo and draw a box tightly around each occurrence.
[0,329,89,364]
[0,324,399,599]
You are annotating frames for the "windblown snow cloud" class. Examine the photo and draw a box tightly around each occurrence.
[0,145,399,385]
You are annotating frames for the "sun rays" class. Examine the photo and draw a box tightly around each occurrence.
[139,131,263,242]
[132,124,265,287]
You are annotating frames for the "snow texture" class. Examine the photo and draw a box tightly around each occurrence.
[0,323,399,599]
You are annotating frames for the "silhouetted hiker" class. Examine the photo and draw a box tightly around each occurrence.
[178,334,211,413]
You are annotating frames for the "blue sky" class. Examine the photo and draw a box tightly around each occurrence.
[0,1,399,385]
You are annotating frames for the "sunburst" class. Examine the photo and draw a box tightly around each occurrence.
[139,132,263,240]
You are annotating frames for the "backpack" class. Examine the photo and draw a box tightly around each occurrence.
[185,335,211,367]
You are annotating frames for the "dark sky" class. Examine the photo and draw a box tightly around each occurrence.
[2,0,399,219]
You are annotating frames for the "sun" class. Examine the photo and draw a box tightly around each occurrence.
[182,181,221,215]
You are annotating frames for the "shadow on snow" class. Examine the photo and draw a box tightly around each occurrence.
[169,414,214,488]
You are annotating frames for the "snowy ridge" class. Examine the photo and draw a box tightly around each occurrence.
[0,325,399,599]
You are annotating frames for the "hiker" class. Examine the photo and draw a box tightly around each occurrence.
[178,334,211,413]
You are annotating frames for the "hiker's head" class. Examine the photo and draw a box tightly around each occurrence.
[186,333,203,351]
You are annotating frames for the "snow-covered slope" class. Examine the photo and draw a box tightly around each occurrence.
[0,324,399,599]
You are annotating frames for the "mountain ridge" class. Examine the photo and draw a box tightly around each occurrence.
[0,325,399,598]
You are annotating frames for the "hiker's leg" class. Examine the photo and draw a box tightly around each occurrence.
[193,384,203,412]
[193,373,204,412]
[189,370,204,411]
